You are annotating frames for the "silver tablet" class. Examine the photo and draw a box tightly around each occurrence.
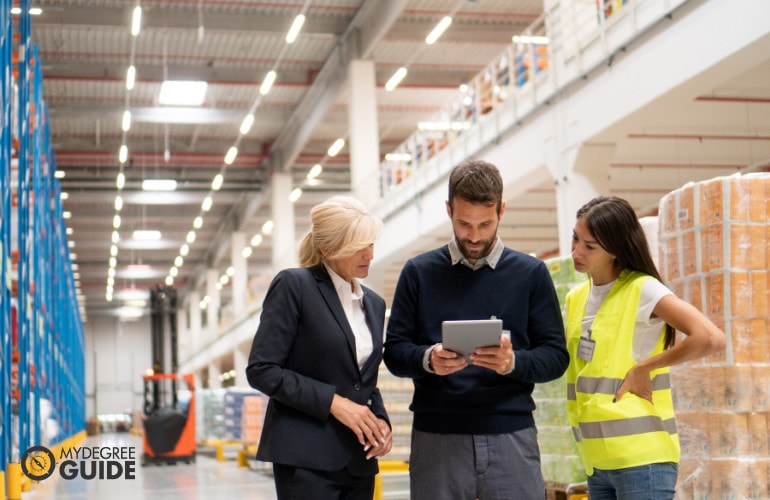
[441,319,503,359]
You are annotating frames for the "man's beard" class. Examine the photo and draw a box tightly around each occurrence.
[455,233,496,262]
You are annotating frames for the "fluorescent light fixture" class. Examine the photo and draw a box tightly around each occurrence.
[193,216,203,229]
[201,196,213,211]
[66,227,74,235]
[109,257,117,267]
[224,146,238,164]
[286,14,306,43]
[119,144,128,163]
[385,66,407,91]
[114,195,123,211]
[112,215,121,229]
[164,149,170,162]
[118,306,144,318]
[122,110,131,131]
[68,240,76,248]
[117,172,125,189]
[186,231,196,244]
[219,275,229,285]
[170,267,179,277]
[110,244,118,256]
[108,268,116,278]
[211,174,224,191]
[260,70,277,96]
[126,66,136,90]
[250,234,263,247]
[124,299,148,308]
[307,164,322,179]
[261,220,274,235]
[133,230,161,240]
[385,153,412,162]
[159,81,208,106]
[61,192,69,200]
[55,170,65,179]
[426,16,452,45]
[69,253,77,260]
[63,211,72,219]
[165,276,174,286]
[11,7,43,15]
[226,266,235,277]
[327,138,345,157]
[288,188,302,203]
[240,114,255,135]
[512,35,549,45]
[131,6,142,36]
[142,179,177,191]
[242,247,253,258]
[111,231,120,244]
[180,244,189,256]
[175,255,184,267]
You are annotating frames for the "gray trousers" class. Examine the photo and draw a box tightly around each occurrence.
[409,427,545,500]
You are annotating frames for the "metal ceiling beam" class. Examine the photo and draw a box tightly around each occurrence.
[267,0,409,174]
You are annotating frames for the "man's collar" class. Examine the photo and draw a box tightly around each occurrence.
[448,237,503,270]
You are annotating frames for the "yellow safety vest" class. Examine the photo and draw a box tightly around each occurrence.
[565,270,679,475]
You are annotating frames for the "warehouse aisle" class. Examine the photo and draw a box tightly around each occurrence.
[24,433,278,499]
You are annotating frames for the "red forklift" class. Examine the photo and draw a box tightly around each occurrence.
[141,286,197,465]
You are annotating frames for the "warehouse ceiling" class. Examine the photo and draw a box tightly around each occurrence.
[31,0,770,322]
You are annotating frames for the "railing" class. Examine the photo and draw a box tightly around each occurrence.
[372,0,689,220]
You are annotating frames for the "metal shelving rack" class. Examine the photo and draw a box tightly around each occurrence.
[1,0,85,476]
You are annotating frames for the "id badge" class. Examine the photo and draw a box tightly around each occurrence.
[578,336,596,362]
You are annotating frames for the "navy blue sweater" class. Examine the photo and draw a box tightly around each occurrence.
[383,245,568,434]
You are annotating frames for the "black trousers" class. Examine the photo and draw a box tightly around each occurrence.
[272,463,374,500]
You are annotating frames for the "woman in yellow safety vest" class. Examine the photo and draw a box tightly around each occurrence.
[566,196,725,500]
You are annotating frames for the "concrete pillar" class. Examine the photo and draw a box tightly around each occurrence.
[233,343,250,388]
[207,362,222,389]
[230,232,247,319]
[348,59,381,203]
[271,171,296,271]
[206,268,221,337]
[188,290,201,353]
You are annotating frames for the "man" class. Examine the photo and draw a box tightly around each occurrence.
[383,160,568,499]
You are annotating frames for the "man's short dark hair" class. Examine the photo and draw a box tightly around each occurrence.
[448,160,503,211]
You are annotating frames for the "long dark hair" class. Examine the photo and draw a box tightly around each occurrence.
[577,196,676,349]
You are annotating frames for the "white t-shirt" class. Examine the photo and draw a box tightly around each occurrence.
[581,277,673,362]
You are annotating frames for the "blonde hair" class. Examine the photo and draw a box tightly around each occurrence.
[298,196,383,267]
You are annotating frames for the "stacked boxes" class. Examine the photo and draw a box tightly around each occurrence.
[659,173,769,499]
[223,387,262,440]
[241,394,268,446]
[536,256,589,484]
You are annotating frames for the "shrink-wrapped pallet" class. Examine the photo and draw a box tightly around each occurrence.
[660,173,770,499]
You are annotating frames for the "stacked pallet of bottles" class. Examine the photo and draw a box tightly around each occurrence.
[659,173,769,498]
[1,0,85,481]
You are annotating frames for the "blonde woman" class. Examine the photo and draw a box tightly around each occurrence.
[246,196,392,500]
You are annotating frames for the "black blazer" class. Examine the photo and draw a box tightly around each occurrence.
[246,264,389,476]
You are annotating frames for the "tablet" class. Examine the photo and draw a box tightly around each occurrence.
[441,319,503,359]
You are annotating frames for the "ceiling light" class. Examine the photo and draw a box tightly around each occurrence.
[261,220,274,235]
[126,66,136,91]
[133,230,161,240]
[180,244,189,256]
[69,253,77,260]
[68,240,75,248]
[193,216,203,229]
[307,164,322,179]
[112,215,121,228]
[219,275,229,285]
[142,179,177,191]
[109,257,117,267]
[110,245,118,256]
[165,276,174,286]
[124,264,155,279]
[186,231,196,244]
[124,299,148,308]
[242,247,253,258]
[119,145,128,163]
[170,267,179,277]
[239,114,254,135]
[512,35,549,45]
[226,266,235,277]
[158,81,208,106]
[175,255,184,267]
[66,227,74,235]
[385,153,412,162]
[131,6,142,36]
[201,196,213,211]
[385,67,407,91]
[122,110,131,131]
[108,268,116,278]
[425,16,452,45]
[224,146,238,165]
[286,14,306,43]
[55,170,65,179]
[211,174,224,191]
[61,192,69,200]
[117,172,125,189]
[63,211,72,219]
[117,306,143,319]
[327,138,345,157]
[250,234,263,247]
[114,195,123,211]
[11,7,43,15]
[111,231,120,243]
[259,71,277,96]
[288,188,302,203]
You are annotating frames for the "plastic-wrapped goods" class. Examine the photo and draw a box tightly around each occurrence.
[240,394,268,446]
[659,173,770,499]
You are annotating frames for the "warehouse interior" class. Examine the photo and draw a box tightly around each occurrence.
[2,0,769,498]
